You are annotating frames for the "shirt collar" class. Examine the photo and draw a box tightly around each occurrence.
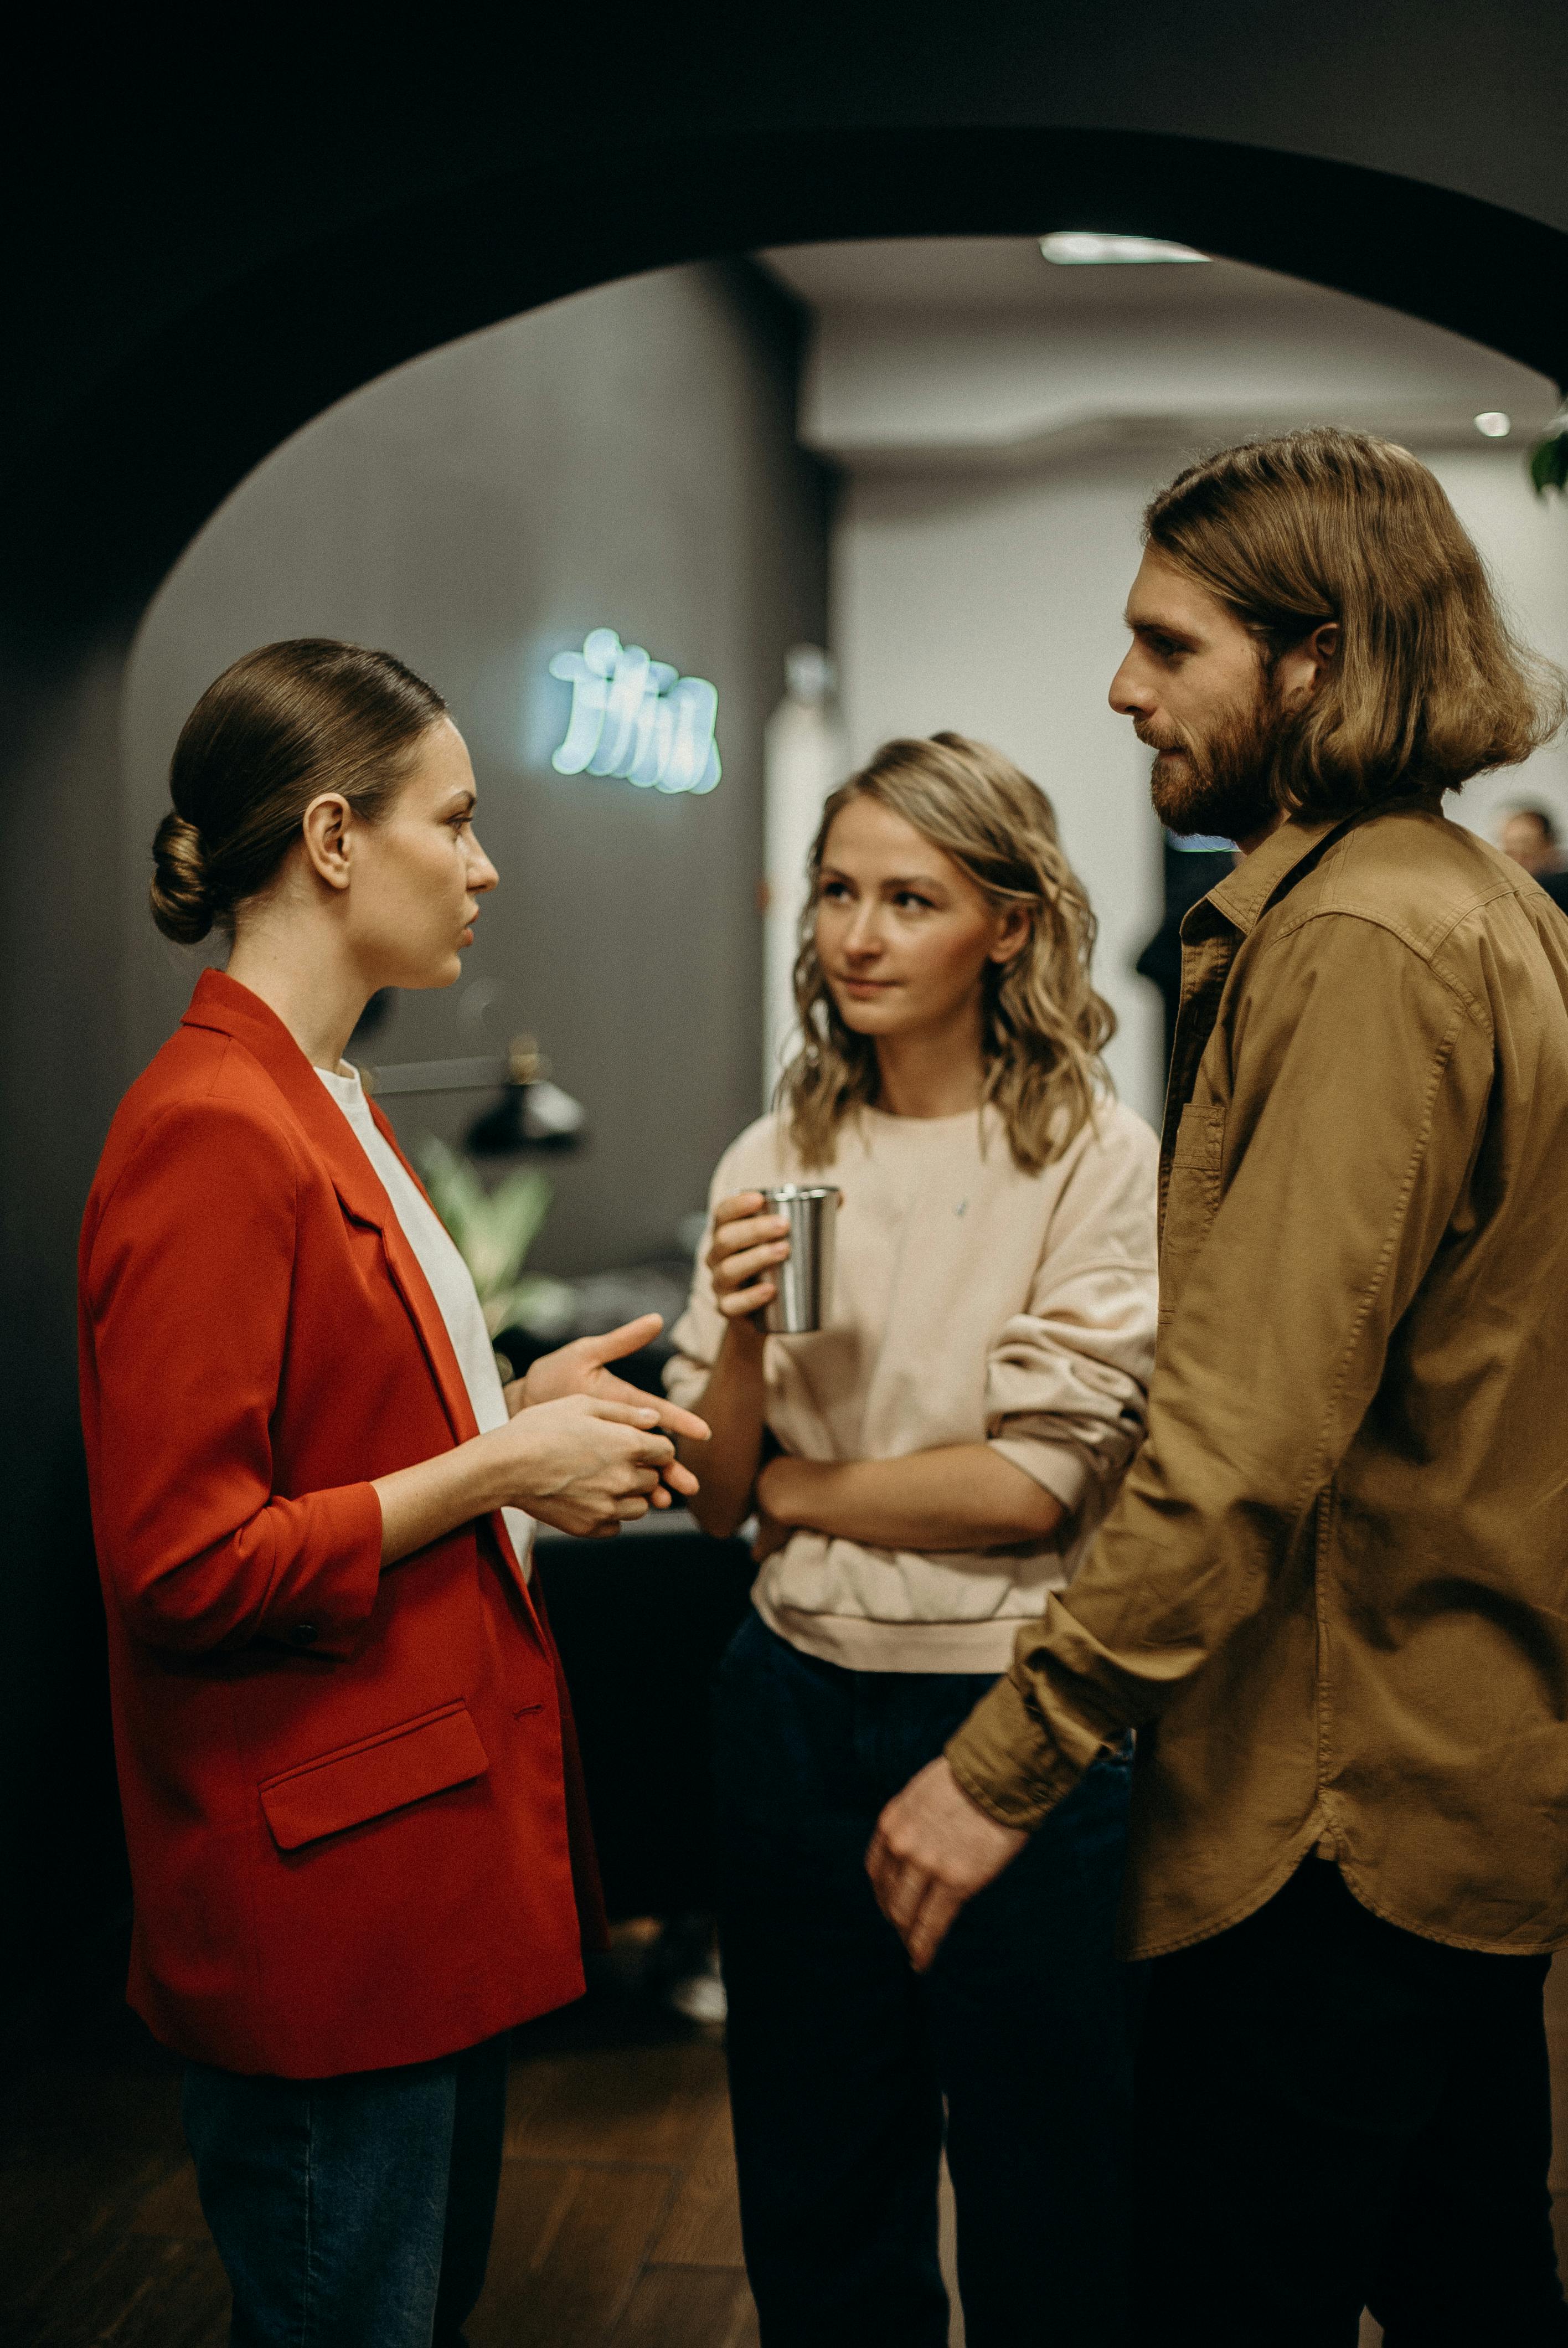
[1196,788,1449,941]
[1201,812,1350,939]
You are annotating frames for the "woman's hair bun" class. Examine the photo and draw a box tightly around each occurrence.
[149,811,216,944]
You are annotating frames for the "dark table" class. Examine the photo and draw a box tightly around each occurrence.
[532,1513,754,1920]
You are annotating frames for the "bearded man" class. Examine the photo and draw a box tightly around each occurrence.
[867,429,1568,2344]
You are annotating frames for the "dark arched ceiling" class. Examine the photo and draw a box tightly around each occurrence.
[7,0,1567,622]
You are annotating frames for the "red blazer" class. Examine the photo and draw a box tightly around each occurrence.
[79,970,605,2078]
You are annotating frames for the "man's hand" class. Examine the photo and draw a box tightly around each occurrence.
[512,1315,709,1506]
[866,1757,1028,1972]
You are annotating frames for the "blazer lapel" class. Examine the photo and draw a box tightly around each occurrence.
[180,973,538,1613]
[365,1097,546,1610]
[184,971,474,1438]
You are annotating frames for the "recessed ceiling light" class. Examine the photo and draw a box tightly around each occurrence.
[1040,231,1209,266]
[1473,411,1512,439]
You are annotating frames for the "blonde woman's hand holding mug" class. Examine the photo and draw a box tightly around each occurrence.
[673,1193,791,1539]
[708,1191,792,1332]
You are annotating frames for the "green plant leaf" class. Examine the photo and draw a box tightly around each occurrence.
[484,1274,577,1340]
[414,1139,554,1302]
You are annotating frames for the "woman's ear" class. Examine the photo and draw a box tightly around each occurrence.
[301,793,353,893]
[988,904,1031,966]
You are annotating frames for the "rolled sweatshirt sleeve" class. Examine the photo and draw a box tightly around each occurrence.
[948,918,1494,1828]
[986,1108,1159,1523]
[82,1098,385,1657]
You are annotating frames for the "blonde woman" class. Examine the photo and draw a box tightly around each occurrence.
[665,734,1159,2348]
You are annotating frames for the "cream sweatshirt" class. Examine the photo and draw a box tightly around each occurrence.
[665,1098,1159,1673]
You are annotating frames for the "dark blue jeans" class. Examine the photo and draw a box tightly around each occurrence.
[183,2033,508,2348]
[714,1612,1137,2348]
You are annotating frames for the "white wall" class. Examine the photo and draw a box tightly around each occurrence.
[834,449,1568,1129]
[834,455,1172,1123]
[1427,450,1568,843]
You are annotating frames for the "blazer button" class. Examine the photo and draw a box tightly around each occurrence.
[291,1623,319,1646]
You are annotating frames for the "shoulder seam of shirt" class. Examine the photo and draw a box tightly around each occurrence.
[1256,900,1492,1032]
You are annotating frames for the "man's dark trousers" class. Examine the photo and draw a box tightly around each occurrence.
[1131,1856,1568,2345]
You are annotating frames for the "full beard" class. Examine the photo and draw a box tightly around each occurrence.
[1143,688,1282,843]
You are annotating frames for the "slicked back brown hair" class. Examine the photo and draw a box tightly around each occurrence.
[151,639,447,944]
[1144,428,1566,818]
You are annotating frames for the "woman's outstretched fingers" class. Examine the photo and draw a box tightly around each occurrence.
[584,1313,664,1363]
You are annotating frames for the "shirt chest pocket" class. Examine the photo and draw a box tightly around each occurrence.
[1159,1101,1227,1325]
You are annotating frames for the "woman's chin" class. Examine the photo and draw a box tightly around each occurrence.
[834,997,905,1037]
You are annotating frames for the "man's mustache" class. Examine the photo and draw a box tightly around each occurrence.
[1134,723,1190,756]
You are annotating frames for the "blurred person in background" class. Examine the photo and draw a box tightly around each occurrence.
[666,734,1158,2347]
[1500,800,1568,914]
[867,431,1568,2346]
[79,640,708,2348]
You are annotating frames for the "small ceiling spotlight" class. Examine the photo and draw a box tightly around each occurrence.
[1474,411,1513,439]
[1040,231,1209,266]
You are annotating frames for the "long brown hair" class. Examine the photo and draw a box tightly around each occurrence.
[778,733,1114,1176]
[1145,428,1567,819]
[151,639,447,943]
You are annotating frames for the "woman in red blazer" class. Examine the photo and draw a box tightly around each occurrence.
[79,640,708,2347]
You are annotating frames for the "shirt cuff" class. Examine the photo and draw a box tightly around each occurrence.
[944,1669,1082,1831]
[987,1434,1091,1516]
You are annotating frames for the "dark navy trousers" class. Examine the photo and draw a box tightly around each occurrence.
[713,1611,1137,2348]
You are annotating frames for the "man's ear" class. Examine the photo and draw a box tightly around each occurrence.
[1308,620,1340,674]
[301,793,353,892]
[1275,621,1339,715]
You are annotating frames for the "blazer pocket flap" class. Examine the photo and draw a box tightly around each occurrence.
[259,1702,489,1851]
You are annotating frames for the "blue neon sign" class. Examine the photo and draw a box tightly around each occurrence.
[548,629,721,795]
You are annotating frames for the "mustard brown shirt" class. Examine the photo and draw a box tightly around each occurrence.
[946,800,1568,1959]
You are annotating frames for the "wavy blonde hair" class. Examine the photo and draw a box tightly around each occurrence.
[778,732,1114,1175]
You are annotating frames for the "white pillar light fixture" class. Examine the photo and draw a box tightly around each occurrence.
[1473,411,1513,439]
[1040,231,1209,266]
[548,628,721,794]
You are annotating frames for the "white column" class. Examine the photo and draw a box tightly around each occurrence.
[762,646,848,1106]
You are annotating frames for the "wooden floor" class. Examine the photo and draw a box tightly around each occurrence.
[0,1929,761,2348]
[5,1932,1566,2346]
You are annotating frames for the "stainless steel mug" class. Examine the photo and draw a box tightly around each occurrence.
[758,1185,840,1335]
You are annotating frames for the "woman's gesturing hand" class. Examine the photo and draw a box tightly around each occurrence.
[708,1191,792,1325]
[510,1314,708,1509]
[484,1394,688,1538]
